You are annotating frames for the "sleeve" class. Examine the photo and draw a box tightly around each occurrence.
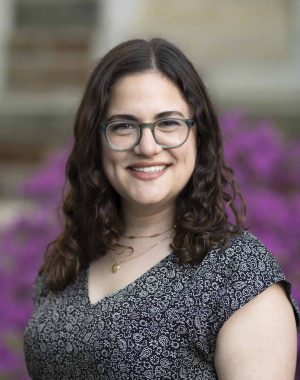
[215,230,299,330]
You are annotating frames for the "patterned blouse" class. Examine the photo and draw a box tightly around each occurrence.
[23,229,299,379]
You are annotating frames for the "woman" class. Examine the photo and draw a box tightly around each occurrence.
[24,38,299,379]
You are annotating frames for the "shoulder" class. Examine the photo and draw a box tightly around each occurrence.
[226,228,278,263]
[194,227,299,327]
[210,228,288,286]
[32,272,52,307]
[208,229,299,379]
[214,280,298,379]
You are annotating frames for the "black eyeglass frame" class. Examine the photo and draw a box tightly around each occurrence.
[99,118,195,151]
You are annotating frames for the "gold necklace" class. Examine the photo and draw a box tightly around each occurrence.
[111,230,174,273]
[121,225,175,239]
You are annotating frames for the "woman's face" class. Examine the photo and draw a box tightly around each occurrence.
[100,71,197,212]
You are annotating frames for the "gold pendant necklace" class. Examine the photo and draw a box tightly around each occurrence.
[111,227,174,273]
[121,225,175,239]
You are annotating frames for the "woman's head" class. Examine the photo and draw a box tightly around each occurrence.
[73,38,222,208]
[40,38,246,292]
[100,71,198,214]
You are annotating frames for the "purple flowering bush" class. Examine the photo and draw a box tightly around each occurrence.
[0,151,68,380]
[0,112,299,379]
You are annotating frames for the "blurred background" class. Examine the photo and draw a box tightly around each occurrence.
[1,0,300,227]
[0,0,299,379]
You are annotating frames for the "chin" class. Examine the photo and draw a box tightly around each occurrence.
[129,194,168,207]
[134,197,164,206]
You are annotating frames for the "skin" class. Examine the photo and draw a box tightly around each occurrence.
[90,70,197,302]
[99,70,298,378]
[100,71,197,237]
[214,281,298,379]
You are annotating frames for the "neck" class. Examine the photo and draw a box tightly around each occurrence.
[121,201,175,237]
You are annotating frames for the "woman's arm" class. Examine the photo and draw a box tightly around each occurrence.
[214,282,298,380]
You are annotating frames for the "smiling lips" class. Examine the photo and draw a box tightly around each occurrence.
[128,161,171,173]
[127,164,170,180]
[130,165,167,173]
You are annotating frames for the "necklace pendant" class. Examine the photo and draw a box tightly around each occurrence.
[112,263,120,273]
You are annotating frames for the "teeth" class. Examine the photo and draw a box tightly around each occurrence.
[131,165,167,173]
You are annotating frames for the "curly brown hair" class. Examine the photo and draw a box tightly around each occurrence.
[39,38,247,292]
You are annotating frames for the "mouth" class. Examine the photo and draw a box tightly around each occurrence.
[128,165,170,173]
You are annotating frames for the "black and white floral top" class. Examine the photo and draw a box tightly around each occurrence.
[24,229,299,379]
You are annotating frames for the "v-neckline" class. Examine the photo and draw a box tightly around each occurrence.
[84,251,176,307]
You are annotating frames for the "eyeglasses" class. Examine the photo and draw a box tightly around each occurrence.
[99,118,195,151]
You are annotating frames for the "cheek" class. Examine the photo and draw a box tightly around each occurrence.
[183,150,196,170]
[182,136,197,168]
[100,145,110,172]
[100,138,116,180]
[101,152,117,180]
[100,143,128,180]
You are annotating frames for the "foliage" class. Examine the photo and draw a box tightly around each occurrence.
[0,112,299,379]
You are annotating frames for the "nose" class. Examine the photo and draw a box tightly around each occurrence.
[133,126,163,156]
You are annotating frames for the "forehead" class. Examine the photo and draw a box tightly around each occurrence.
[106,71,193,119]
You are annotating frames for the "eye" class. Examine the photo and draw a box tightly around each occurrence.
[111,123,135,130]
[109,122,138,135]
[157,119,181,127]
[156,119,185,133]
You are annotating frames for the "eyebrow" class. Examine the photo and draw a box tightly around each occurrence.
[106,110,185,123]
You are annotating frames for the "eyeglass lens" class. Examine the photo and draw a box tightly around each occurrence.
[106,119,189,149]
